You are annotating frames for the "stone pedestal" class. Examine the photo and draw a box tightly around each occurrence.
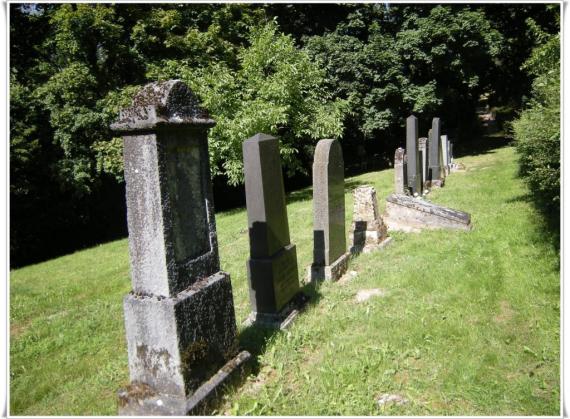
[309,139,350,282]
[243,134,305,328]
[384,193,472,232]
[111,80,247,415]
[349,186,392,254]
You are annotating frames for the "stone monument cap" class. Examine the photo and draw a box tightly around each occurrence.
[111,80,215,132]
[245,132,277,144]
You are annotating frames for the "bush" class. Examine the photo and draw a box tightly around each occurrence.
[512,33,560,216]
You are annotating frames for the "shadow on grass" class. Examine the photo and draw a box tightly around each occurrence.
[454,134,512,159]
[506,193,560,253]
[237,280,324,373]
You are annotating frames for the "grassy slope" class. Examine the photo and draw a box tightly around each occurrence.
[10,146,560,415]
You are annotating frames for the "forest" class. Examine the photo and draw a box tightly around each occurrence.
[10,3,560,266]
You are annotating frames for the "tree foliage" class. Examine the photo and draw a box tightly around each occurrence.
[9,3,559,266]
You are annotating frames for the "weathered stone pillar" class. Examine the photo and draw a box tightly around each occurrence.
[243,133,305,328]
[394,147,406,195]
[406,115,422,195]
[418,137,428,193]
[428,118,443,187]
[111,80,249,415]
[349,186,392,254]
[309,139,350,282]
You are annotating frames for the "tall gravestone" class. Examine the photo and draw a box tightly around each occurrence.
[243,134,304,328]
[418,137,428,193]
[309,139,350,282]
[111,80,249,415]
[406,115,422,196]
[441,134,449,176]
[349,186,392,253]
[394,147,406,195]
[428,118,443,187]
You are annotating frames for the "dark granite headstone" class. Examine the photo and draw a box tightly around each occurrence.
[243,134,303,328]
[406,115,422,195]
[309,139,349,282]
[111,80,249,415]
[394,147,405,195]
[428,118,443,187]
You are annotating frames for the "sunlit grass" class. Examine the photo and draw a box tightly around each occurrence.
[10,146,559,415]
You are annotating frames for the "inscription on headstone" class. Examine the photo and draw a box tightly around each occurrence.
[112,80,248,415]
[309,139,350,282]
[243,134,303,327]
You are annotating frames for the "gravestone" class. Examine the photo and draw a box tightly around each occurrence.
[384,193,472,232]
[406,115,422,195]
[349,186,392,253]
[418,137,428,194]
[447,138,451,167]
[394,147,406,195]
[309,139,350,282]
[428,118,444,187]
[441,134,449,176]
[243,133,305,328]
[111,80,249,415]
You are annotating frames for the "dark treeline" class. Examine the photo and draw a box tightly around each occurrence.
[10,3,559,267]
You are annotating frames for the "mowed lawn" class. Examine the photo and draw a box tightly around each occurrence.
[10,145,560,415]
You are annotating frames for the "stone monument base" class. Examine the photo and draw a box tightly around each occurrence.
[307,252,350,282]
[426,179,444,188]
[349,219,392,254]
[244,292,309,330]
[118,350,251,416]
[384,193,472,232]
[351,236,393,254]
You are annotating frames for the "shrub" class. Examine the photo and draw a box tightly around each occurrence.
[512,33,560,216]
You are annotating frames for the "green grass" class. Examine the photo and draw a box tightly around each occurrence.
[10,146,560,415]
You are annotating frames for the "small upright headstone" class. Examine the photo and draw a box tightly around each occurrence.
[418,137,428,193]
[394,147,406,195]
[309,139,350,282]
[112,80,249,415]
[428,118,444,187]
[243,133,304,328]
[447,138,451,167]
[349,186,392,254]
[406,115,422,195]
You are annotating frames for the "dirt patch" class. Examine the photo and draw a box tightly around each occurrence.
[494,300,514,324]
[10,320,32,339]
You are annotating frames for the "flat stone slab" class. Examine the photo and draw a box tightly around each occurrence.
[118,350,251,416]
[384,193,472,232]
[355,288,386,302]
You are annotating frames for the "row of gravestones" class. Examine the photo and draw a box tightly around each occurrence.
[395,115,459,197]
[111,81,469,415]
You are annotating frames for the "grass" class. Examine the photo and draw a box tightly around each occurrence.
[9,145,560,416]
